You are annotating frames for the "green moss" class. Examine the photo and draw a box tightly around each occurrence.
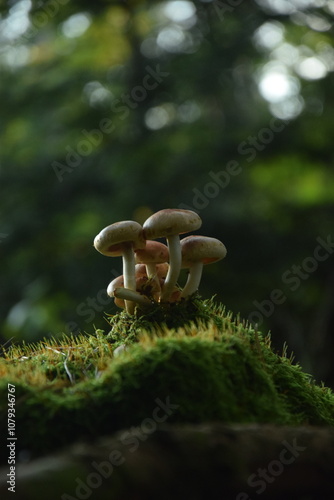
[106,295,227,346]
[0,297,333,463]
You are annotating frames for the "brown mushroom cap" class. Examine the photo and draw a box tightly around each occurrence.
[107,275,125,308]
[114,297,125,309]
[156,262,169,279]
[181,235,227,267]
[135,264,147,277]
[94,220,145,256]
[135,240,169,265]
[136,275,161,297]
[107,275,125,297]
[108,274,157,308]
[143,209,201,240]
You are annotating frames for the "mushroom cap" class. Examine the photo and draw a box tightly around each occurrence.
[136,275,160,296]
[143,209,202,240]
[107,276,126,308]
[107,275,124,297]
[107,273,160,298]
[114,296,125,309]
[181,235,227,268]
[156,262,169,279]
[135,241,169,265]
[94,221,146,256]
[135,264,147,277]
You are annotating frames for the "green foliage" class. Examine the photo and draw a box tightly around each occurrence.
[1,299,333,463]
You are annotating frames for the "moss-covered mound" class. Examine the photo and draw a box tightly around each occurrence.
[0,298,333,464]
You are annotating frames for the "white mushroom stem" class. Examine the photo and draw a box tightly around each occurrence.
[181,261,203,298]
[145,263,161,294]
[161,234,181,302]
[145,263,158,279]
[113,287,152,307]
[122,244,136,314]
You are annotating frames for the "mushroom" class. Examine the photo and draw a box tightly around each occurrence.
[136,275,161,301]
[107,275,125,309]
[113,286,152,308]
[135,263,148,278]
[94,220,146,314]
[155,262,169,281]
[135,241,169,298]
[107,273,154,310]
[150,263,170,301]
[143,209,202,302]
[180,235,227,298]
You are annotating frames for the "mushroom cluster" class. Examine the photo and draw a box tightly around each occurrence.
[94,209,227,314]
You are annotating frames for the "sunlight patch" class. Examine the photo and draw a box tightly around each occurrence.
[61,13,91,39]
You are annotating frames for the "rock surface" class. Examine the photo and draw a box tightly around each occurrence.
[1,422,334,499]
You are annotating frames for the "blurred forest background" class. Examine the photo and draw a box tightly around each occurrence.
[1,0,334,386]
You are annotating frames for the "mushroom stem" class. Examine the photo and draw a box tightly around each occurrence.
[145,262,157,279]
[145,263,161,294]
[113,287,152,307]
[122,244,136,314]
[161,234,181,302]
[181,261,203,297]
